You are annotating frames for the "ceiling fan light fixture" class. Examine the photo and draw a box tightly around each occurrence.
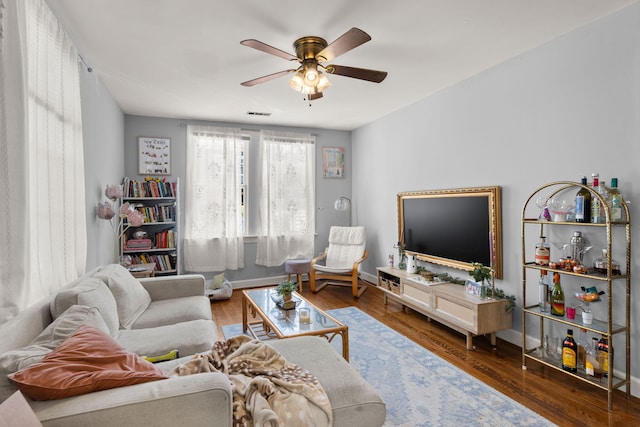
[316,73,331,92]
[289,67,330,95]
[304,66,318,83]
[288,71,305,92]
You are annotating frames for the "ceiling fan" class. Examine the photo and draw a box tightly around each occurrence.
[240,27,387,101]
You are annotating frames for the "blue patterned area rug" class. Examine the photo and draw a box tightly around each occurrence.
[222,306,555,427]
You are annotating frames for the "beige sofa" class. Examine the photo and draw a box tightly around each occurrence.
[0,264,385,427]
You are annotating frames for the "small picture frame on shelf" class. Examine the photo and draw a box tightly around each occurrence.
[138,137,171,175]
[465,279,487,299]
[322,146,345,178]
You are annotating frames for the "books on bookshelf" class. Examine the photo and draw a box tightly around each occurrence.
[123,177,177,198]
[125,238,153,250]
[119,177,180,276]
[133,204,176,223]
[128,253,177,273]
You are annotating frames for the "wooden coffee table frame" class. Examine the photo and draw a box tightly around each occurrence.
[242,288,349,360]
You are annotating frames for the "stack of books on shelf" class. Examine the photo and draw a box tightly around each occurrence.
[123,177,177,198]
[125,239,153,250]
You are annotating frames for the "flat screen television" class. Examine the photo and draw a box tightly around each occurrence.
[397,186,503,279]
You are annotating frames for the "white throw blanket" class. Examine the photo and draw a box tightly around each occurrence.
[169,335,332,427]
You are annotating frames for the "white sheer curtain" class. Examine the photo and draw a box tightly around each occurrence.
[0,0,86,323]
[256,130,315,266]
[184,125,245,271]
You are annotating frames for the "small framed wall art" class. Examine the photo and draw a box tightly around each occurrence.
[322,146,345,178]
[138,137,171,175]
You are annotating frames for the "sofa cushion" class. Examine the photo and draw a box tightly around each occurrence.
[50,278,119,335]
[92,264,152,329]
[131,296,212,329]
[8,325,167,401]
[116,319,218,358]
[0,305,109,403]
[269,336,386,427]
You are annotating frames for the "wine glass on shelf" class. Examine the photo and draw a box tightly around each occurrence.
[535,196,551,221]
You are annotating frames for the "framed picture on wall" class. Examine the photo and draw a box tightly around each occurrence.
[322,146,345,178]
[138,137,171,175]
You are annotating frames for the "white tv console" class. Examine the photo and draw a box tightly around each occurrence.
[377,267,512,350]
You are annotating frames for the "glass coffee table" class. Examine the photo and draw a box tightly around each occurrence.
[242,288,349,360]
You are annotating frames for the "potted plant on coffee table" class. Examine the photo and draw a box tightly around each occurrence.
[276,280,298,302]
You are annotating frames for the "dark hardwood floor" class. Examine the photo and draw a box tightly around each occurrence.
[210,281,640,426]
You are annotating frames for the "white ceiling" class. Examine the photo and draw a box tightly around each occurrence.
[45,0,635,131]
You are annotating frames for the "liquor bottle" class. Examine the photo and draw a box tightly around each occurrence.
[597,336,610,378]
[585,337,602,378]
[591,173,607,224]
[575,175,591,223]
[577,328,588,371]
[608,178,623,222]
[535,236,550,266]
[538,270,549,312]
[562,329,578,373]
[550,272,565,316]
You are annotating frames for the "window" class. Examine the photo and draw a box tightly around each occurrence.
[255,130,315,266]
[183,126,246,271]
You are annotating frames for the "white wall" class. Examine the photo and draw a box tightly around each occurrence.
[80,68,125,270]
[352,4,640,389]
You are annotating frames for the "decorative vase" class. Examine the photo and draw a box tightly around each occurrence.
[283,293,292,302]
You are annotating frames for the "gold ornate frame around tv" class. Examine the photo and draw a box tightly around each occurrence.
[397,186,502,279]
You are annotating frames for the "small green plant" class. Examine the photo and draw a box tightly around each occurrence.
[276,280,298,296]
[469,262,493,284]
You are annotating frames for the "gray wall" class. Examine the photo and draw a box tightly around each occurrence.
[123,116,351,285]
[80,68,125,270]
[352,4,640,390]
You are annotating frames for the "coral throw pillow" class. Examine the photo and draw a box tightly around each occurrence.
[8,325,166,401]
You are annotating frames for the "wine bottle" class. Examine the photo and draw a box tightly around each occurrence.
[590,173,606,224]
[550,272,565,316]
[575,175,591,223]
[608,178,623,222]
[562,329,578,373]
[535,236,550,266]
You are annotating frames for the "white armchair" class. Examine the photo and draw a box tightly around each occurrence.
[309,226,369,298]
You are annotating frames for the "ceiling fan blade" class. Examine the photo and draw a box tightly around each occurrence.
[241,69,296,87]
[308,92,323,101]
[316,28,371,62]
[325,64,387,83]
[240,39,299,62]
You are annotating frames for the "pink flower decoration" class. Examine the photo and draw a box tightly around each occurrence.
[105,185,123,201]
[127,210,144,227]
[96,201,116,220]
[120,202,131,215]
